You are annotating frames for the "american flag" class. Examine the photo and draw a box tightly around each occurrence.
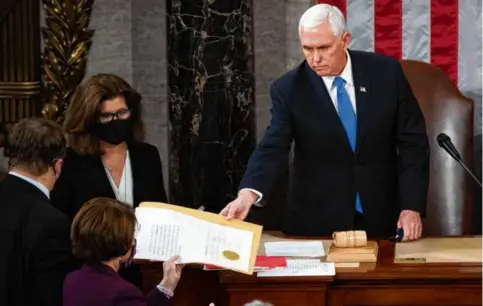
[318,0,482,135]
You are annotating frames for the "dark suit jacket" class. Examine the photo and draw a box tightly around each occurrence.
[51,142,167,220]
[50,142,167,288]
[0,175,75,306]
[63,264,170,306]
[240,50,430,237]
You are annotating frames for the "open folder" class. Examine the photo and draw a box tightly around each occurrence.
[133,202,263,275]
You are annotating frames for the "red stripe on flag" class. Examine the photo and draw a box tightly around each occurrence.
[430,0,458,84]
[374,0,402,59]
[317,0,347,19]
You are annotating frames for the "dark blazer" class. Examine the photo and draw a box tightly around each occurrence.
[240,50,430,237]
[51,142,167,220]
[0,175,75,306]
[50,142,167,288]
[63,264,171,306]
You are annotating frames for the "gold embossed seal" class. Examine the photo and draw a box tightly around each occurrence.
[222,250,240,261]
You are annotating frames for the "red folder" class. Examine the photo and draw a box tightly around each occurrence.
[204,256,287,271]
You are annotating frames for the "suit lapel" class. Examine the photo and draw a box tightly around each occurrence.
[92,156,116,199]
[304,63,352,152]
[128,143,142,206]
[349,50,371,155]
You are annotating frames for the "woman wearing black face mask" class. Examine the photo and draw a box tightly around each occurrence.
[64,197,182,306]
[50,73,168,289]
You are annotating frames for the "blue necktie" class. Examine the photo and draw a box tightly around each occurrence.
[333,76,363,213]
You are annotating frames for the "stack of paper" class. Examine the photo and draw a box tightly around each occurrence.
[264,240,326,257]
[204,255,287,271]
[256,240,334,276]
[257,259,335,277]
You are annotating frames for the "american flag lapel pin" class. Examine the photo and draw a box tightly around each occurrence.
[359,86,366,92]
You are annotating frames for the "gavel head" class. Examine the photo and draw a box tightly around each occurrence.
[332,230,367,248]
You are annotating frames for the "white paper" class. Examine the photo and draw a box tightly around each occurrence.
[134,207,254,273]
[286,259,323,269]
[257,259,335,277]
[264,241,325,257]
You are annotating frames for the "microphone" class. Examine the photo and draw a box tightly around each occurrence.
[436,133,482,187]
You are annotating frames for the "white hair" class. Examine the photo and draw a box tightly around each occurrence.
[298,4,347,37]
[243,301,274,306]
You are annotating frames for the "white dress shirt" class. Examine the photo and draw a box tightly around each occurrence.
[103,150,134,206]
[321,51,357,114]
[244,52,357,205]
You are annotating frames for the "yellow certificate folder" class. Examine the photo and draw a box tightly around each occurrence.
[134,202,263,275]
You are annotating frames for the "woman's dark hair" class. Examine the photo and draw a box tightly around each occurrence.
[71,197,136,263]
[63,73,144,155]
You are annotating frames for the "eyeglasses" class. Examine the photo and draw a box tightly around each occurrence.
[99,108,131,124]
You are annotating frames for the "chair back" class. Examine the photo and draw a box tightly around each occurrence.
[400,59,474,236]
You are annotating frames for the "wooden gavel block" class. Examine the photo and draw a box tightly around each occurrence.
[326,230,378,263]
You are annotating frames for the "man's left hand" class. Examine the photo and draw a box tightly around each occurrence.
[397,210,422,241]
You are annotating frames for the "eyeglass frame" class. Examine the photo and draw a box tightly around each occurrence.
[98,108,132,124]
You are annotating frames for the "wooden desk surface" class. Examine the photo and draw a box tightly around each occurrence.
[220,239,481,283]
[218,232,482,306]
[139,232,482,306]
[221,232,481,277]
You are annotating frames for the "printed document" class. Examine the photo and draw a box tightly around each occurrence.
[264,240,325,257]
[257,259,335,277]
[134,206,256,273]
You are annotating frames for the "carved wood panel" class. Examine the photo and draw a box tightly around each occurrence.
[0,0,41,147]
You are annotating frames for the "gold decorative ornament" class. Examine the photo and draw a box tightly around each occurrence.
[222,250,240,261]
[40,0,95,123]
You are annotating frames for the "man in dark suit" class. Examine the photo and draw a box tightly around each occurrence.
[221,4,430,240]
[0,117,76,306]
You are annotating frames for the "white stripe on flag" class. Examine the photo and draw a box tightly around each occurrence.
[458,0,482,135]
[402,0,430,62]
[347,0,374,52]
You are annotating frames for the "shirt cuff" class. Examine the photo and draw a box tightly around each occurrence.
[156,284,174,299]
[240,188,265,207]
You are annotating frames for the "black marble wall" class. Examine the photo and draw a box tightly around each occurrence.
[167,0,256,211]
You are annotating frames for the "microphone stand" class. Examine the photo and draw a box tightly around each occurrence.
[455,158,482,187]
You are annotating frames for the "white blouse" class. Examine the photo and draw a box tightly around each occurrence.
[103,150,134,206]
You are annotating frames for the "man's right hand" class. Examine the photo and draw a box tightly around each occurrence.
[220,189,257,220]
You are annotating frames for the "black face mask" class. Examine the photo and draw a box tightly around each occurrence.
[95,119,133,145]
